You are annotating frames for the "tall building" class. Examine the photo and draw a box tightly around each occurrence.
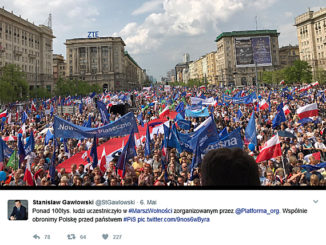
[53,54,66,80]
[65,37,144,91]
[295,8,326,77]
[215,30,280,86]
[279,45,300,68]
[183,53,190,63]
[0,7,55,91]
[206,51,217,84]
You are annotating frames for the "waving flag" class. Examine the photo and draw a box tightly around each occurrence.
[144,124,151,157]
[21,111,28,124]
[97,101,110,125]
[6,151,18,171]
[24,131,35,155]
[256,135,282,163]
[23,155,34,186]
[116,129,136,179]
[283,105,290,115]
[90,136,98,169]
[245,112,257,146]
[296,103,318,119]
[272,109,286,128]
[159,107,170,118]
[18,135,26,168]
[79,103,83,114]
[49,138,57,184]
[236,109,243,121]
[99,148,107,173]
[190,137,201,181]
[0,110,7,118]
[259,99,269,110]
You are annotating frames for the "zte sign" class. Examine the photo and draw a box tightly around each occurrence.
[88,31,99,38]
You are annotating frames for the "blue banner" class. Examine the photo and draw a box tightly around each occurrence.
[177,119,191,130]
[203,128,243,154]
[96,101,110,125]
[185,107,209,118]
[54,112,139,139]
[222,92,257,105]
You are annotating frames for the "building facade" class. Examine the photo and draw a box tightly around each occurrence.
[295,8,326,77]
[206,51,217,84]
[215,30,280,86]
[0,8,55,91]
[279,45,300,68]
[65,37,144,91]
[53,54,66,80]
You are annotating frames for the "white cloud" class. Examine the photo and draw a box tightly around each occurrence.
[116,0,278,55]
[132,0,163,15]
[278,23,298,47]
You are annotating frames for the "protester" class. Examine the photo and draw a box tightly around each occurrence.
[0,84,326,187]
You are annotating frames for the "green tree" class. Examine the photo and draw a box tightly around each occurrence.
[29,87,51,99]
[0,64,28,103]
[315,68,326,84]
[283,60,312,84]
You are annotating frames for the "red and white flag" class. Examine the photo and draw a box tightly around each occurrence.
[159,107,170,118]
[7,113,11,124]
[2,136,17,141]
[256,135,282,163]
[0,110,7,118]
[283,105,290,116]
[81,151,88,161]
[312,81,319,87]
[280,80,285,85]
[259,99,269,111]
[18,124,26,136]
[31,101,37,112]
[99,148,107,173]
[296,103,318,119]
[23,157,34,186]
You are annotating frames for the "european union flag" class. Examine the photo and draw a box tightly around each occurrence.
[144,124,151,157]
[272,109,286,128]
[245,112,257,146]
[90,136,98,169]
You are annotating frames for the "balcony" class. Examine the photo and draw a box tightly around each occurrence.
[28,53,36,59]
[14,49,23,56]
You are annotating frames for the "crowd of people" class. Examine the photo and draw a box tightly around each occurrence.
[1,84,326,187]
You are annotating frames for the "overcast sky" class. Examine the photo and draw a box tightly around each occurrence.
[3,0,325,80]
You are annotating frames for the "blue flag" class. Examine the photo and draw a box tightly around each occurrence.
[21,111,28,124]
[0,138,13,164]
[177,119,191,130]
[83,115,92,128]
[144,124,151,157]
[245,112,257,146]
[185,107,209,118]
[97,101,110,125]
[49,138,57,184]
[79,103,83,114]
[301,162,326,172]
[137,113,144,127]
[18,135,26,168]
[176,113,185,121]
[175,102,184,113]
[116,128,136,179]
[204,128,243,153]
[24,131,35,155]
[272,109,286,128]
[90,136,98,169]
[45,130,54,145]
[190,137,201,181]
[276,102,284,112]
[50,104,54,117]
[236,109,243,121]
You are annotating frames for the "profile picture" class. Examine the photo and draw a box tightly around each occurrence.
[8,200,28,221]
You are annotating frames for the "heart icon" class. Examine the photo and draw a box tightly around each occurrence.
[102,234,109,240]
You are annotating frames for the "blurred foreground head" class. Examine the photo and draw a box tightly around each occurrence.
[201,148,260,186]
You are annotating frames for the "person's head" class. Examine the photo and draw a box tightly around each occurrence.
[201,148,260,186]
[71,164,77,172]
[310,174,320,186]
[177,176,185,186]
[94,175,101,185]
[78,164,84,174]
[15,200,22,208]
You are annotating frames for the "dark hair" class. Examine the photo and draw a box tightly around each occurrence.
[14,200,21,203]
[201,148,260,186]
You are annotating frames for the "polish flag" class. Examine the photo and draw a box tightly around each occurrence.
[159,107,170,118]
[199,85,206,90]
[280,80,285,85]
[23,157,34,186]
[0,110,7,118]
[18,124,26,136]
[283,105,290,116]
[296,103,318,119]
[31,101,37,112]
[312,81,319,87]
[99,148,107,173]
[81,151,88,161]
[256,135,282,163]
[2,136,17,141]
[259,99,269,111]
[7,113,11,124]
